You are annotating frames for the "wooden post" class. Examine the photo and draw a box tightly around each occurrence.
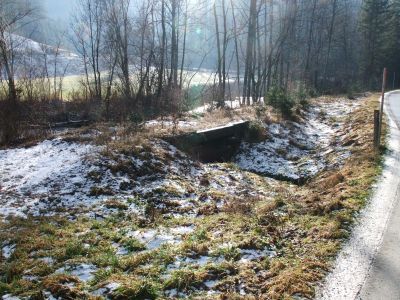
[374,110,380,150]
[378,68,387,147]
[393,72,396,90]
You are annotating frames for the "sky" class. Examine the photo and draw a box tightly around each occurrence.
[43,0,77,21]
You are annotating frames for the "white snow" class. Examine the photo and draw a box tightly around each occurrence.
[0,138,149,219]
[2,243,16,259]
[0,139,92,192]
[204,280,218,289]
[170,225,195,235]
[145,119,197,129]
[38,257,54,265]
[22,275,39,281]
[43,291,59,300]
[2,295,21,300]
[112,242,129,255]
[92,282,120,296]
[164,289,188,298]
[0,139,100,218]
[55,263,97,282]
[166,255,224,273]
[238,248,277,263]
[128,226,194,250]
[234,99,359,182]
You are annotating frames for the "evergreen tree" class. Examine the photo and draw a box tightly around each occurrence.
[386,0,400,88]
[359,0,390,89]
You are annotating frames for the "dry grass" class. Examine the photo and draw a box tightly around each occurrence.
[258,94,387,298]
[0,94,386,299]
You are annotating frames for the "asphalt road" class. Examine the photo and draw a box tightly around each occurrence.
[359,91,400,300]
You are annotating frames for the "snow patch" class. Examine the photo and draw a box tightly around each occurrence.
[92,282,120,296]
[128,225,194,250]
[239,248,277,263]
[2,243,16,259]
[55,263,97,282]
[2,295,21,300]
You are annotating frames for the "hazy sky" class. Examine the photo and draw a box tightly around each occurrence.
[43,0,77,21]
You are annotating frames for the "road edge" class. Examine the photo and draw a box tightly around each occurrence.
[316,91,400,300]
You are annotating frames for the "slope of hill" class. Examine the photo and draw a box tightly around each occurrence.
[5,33,83,77]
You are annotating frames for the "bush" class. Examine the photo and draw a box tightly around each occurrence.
[266,86,294,117]
[296,85,310,108]
[182,84,204,111]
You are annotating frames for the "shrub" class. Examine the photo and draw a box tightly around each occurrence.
[296,85,310,108]
[266,87,294,117]
[182,84,204,111]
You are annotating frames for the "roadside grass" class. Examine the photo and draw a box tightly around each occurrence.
[0,94,387,299]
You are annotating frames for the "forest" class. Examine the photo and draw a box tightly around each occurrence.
[0,0,398,144]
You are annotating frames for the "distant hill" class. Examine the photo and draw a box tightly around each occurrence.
[7,33,83,78]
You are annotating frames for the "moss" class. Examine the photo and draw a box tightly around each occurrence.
[43,274,85,299]
[152,185,183,197]
[91,268,114,285]
[205,261,237,278]
[187,228,209,243]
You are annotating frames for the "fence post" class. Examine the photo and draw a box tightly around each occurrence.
[374,110,380,150]
[377,68,387,148]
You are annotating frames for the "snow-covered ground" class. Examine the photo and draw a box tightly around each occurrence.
[0,98,360,220]
[234,100,360,182]
[0,97,368,300]
[0,139,101,218]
